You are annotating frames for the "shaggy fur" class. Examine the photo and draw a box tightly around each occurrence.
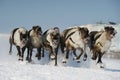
[26,26,43,62]
[89,26,117,68]
[42,27,60,66]
[9,27,28,61]
[60,27,89,63]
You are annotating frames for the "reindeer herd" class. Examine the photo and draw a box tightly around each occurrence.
[9,25,117,68]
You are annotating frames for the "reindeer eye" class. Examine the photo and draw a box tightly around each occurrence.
[110,31,116,36]
[110,31,113,34]
[22,34,27,38]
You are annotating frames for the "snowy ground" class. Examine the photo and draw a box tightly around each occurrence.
[0,24,120,80]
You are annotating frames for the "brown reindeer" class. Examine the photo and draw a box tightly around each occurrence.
[60,27,89,63]
[9,27,28,61]
[89,26,117,68]
[42,27,60,66]
[26,26,43,62]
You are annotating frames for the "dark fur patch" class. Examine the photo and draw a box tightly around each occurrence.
[90,26,116,64]
[89,31,99,49]
[79,27,89,39]
[64,28,74,38]
[11,28,19,44]
[65,31,76,42]
[42,28,60,66]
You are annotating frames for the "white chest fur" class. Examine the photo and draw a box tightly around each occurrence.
[31,36,42,47]
[101,40,111,53]
[14,31,22,46]
[95,32,111,53]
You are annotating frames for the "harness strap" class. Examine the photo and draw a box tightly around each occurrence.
[97,42,103,47]
[94,35,101,41]
[69,37,75,44]
[65,31,76,42]
[94,31,104,41]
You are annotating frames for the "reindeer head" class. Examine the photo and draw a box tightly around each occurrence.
[48,28,60,48]
[104,26,117,40]
[79,27,89,44]
[18,28,28,48]
[32,25,42,36]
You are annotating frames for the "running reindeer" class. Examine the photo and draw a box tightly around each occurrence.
[26,25,44,62]
[89,26,117,68]
[60,27,89,63]
[9,27,28,61]
[42,27,60,66]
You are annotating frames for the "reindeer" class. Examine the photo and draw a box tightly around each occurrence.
[9,27,28,61]
[60,27,89,63]
[42,27,60,66]
[26,26,44,62]
[89,26,117,68]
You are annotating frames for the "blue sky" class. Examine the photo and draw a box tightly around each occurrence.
[0,0,119,33]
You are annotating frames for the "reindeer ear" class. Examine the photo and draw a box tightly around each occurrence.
[104,26,110,31]
[32,26,36,31]
[78,27,82,31]
[18,29,21,34]
[39,27,42,31]
[84,27,88,31]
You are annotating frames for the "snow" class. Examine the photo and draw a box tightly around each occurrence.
[0,24,120,80]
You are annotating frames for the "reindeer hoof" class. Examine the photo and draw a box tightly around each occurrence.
[42,55,44,57]
[18,57,23,61]
[62,61,66,63]
[73,57,77,60]
[75,59,80,63]
[83,57,87,61]
[18,59,23,61]
[38,57,41,60]
[97,63,105,69]
[35,53,39,57]
[83,55,87,61]
[51,58,55,60]
[28,59,32,62]
[100,66,104,68]
[26,57,29,61]
[50,55,55,60]
[38,58,41,60]
[77,61,80,63]
[9,51,12,55]
[55,64,58,66]
[92,56,96,60]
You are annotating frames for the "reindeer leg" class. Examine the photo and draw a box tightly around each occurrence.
[62,47,69,63]
[75,48,83,63]
[37,47,41,60]
[61,44,66,63]
[16,46,22,61]
[26,47,30,61]
[55,49,58,66]
[29,48,32,62]
[97,52,105,68]
[9,37,13,55]
[42,47,44,57]
[92,50,98,60]
[83,53,87,61]
[83,45,87,61]
[73,49,77,59]
[97,52,102,63]
[21,46,26,61]
[55,47,59,66]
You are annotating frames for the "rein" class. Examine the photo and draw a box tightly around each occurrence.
[96,42,103,47]
[64,30,78,42]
